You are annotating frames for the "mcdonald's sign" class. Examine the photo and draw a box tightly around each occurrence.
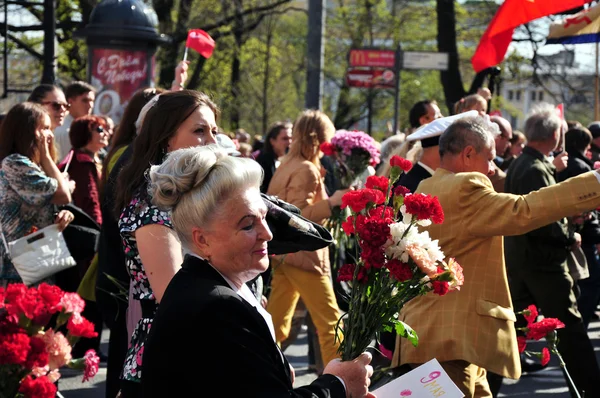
[349,49,396,68]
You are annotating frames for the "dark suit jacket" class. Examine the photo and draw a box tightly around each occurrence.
[141,255,346,398]
[394,162,432,193]
[505,146,572,271]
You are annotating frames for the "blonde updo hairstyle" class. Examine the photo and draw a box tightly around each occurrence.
[286,109,335,165]
[148,145,263,249]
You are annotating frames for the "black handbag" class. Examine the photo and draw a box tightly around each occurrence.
[261,194,333,255]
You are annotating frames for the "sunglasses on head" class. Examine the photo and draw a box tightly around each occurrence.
[95,126,104,133]
[41,101,70,111]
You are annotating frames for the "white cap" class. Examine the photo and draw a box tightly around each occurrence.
[407,110,479,145]
[216,134,241,156]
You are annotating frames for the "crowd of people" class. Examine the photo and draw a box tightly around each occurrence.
[2,66,600,398]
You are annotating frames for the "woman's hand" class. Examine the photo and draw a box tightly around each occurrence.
[328,188,352,208]
[38,130,54,161]
[54,210,74,232]
[171,61,190,91]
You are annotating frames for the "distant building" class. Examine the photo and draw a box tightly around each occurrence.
[499,50,595,128]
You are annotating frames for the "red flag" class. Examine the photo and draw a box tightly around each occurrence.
[186,29,215,59]
[471,0,590,72]
[556,103,565,120]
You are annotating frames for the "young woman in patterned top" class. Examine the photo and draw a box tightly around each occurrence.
[113,90,219,397]
[0,102,74,285]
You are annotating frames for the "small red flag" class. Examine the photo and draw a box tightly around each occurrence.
[472,0,590,73]
[186,29,215,59]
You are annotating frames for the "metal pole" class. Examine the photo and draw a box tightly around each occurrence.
[41,0,55,84]
[392,43,402,135]
[305,0,325,110]
[3,0,8,98]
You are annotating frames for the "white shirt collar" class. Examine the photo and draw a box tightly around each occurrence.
[417,161,435,176]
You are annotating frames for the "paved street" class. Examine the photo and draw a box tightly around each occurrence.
[59,320,600,397]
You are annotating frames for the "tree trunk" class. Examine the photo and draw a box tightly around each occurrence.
[436,0,466,113]
[262,22,273,135]
[230,0,244,130]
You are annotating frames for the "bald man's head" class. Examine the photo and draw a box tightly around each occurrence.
[491,116,513,156]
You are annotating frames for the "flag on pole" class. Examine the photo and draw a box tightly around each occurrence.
[547,2,600,45]
[185,29,216,59]
[471,0,590,73]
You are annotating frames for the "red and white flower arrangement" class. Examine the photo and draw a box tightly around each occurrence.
[335,155,464,361]
[0,283,100,398]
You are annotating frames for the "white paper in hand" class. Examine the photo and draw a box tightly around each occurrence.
[372,358,464,397]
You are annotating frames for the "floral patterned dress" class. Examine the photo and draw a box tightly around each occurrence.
[0,154,58,283]
[118,191,172,383]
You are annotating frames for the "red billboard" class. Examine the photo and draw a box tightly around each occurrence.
[346,68,396,89]
[349,49,396,68]
[90,48,154,123]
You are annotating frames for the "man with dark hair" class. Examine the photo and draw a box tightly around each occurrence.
[488,115,513,192]
[55,81,96,160]
[392,115,600,397]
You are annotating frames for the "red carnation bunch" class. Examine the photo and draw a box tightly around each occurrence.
[0,283,100,395]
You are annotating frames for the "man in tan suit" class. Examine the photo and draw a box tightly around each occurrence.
[392,116,600,397]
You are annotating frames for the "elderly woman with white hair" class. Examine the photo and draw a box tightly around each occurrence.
[141,145,375,397]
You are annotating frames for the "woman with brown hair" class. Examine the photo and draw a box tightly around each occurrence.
[266,109,349,367]
[28,84,69,133]
[114,90,219,397]
[0,102,74,285]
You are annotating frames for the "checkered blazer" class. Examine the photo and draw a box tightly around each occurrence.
[391,168,600,379]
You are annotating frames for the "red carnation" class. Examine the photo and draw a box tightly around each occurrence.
[526,318,565,341]
[368,206,394,223]
[18,375,57,398]
[37,283,64,314]
[341,189,385,213]
[517,336,527,353]
[83,349,100,382]
[390,155,412,172]
[361,245,386,270]
[403,193,444,224]
[337,264,367,283]
[540,347,551,366]
[393,185,411,197]
[432,281,449,296]
[25,336,49,369]
[356,217,391,248]
[320,142,336,156]
[0,331,31,365]
[386,260,413,282]
[341,216,355,235]
[365,176,390,192]
[67,315,98,339]
[522,304,538,325]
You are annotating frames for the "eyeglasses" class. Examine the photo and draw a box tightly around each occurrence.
[41,101,70,111]
[95,126,104,133]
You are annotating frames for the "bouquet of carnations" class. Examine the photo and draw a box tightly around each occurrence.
[335,155,464,361]
[320,130,380,268]
[517,305,581,397]
[0,283,100,398]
